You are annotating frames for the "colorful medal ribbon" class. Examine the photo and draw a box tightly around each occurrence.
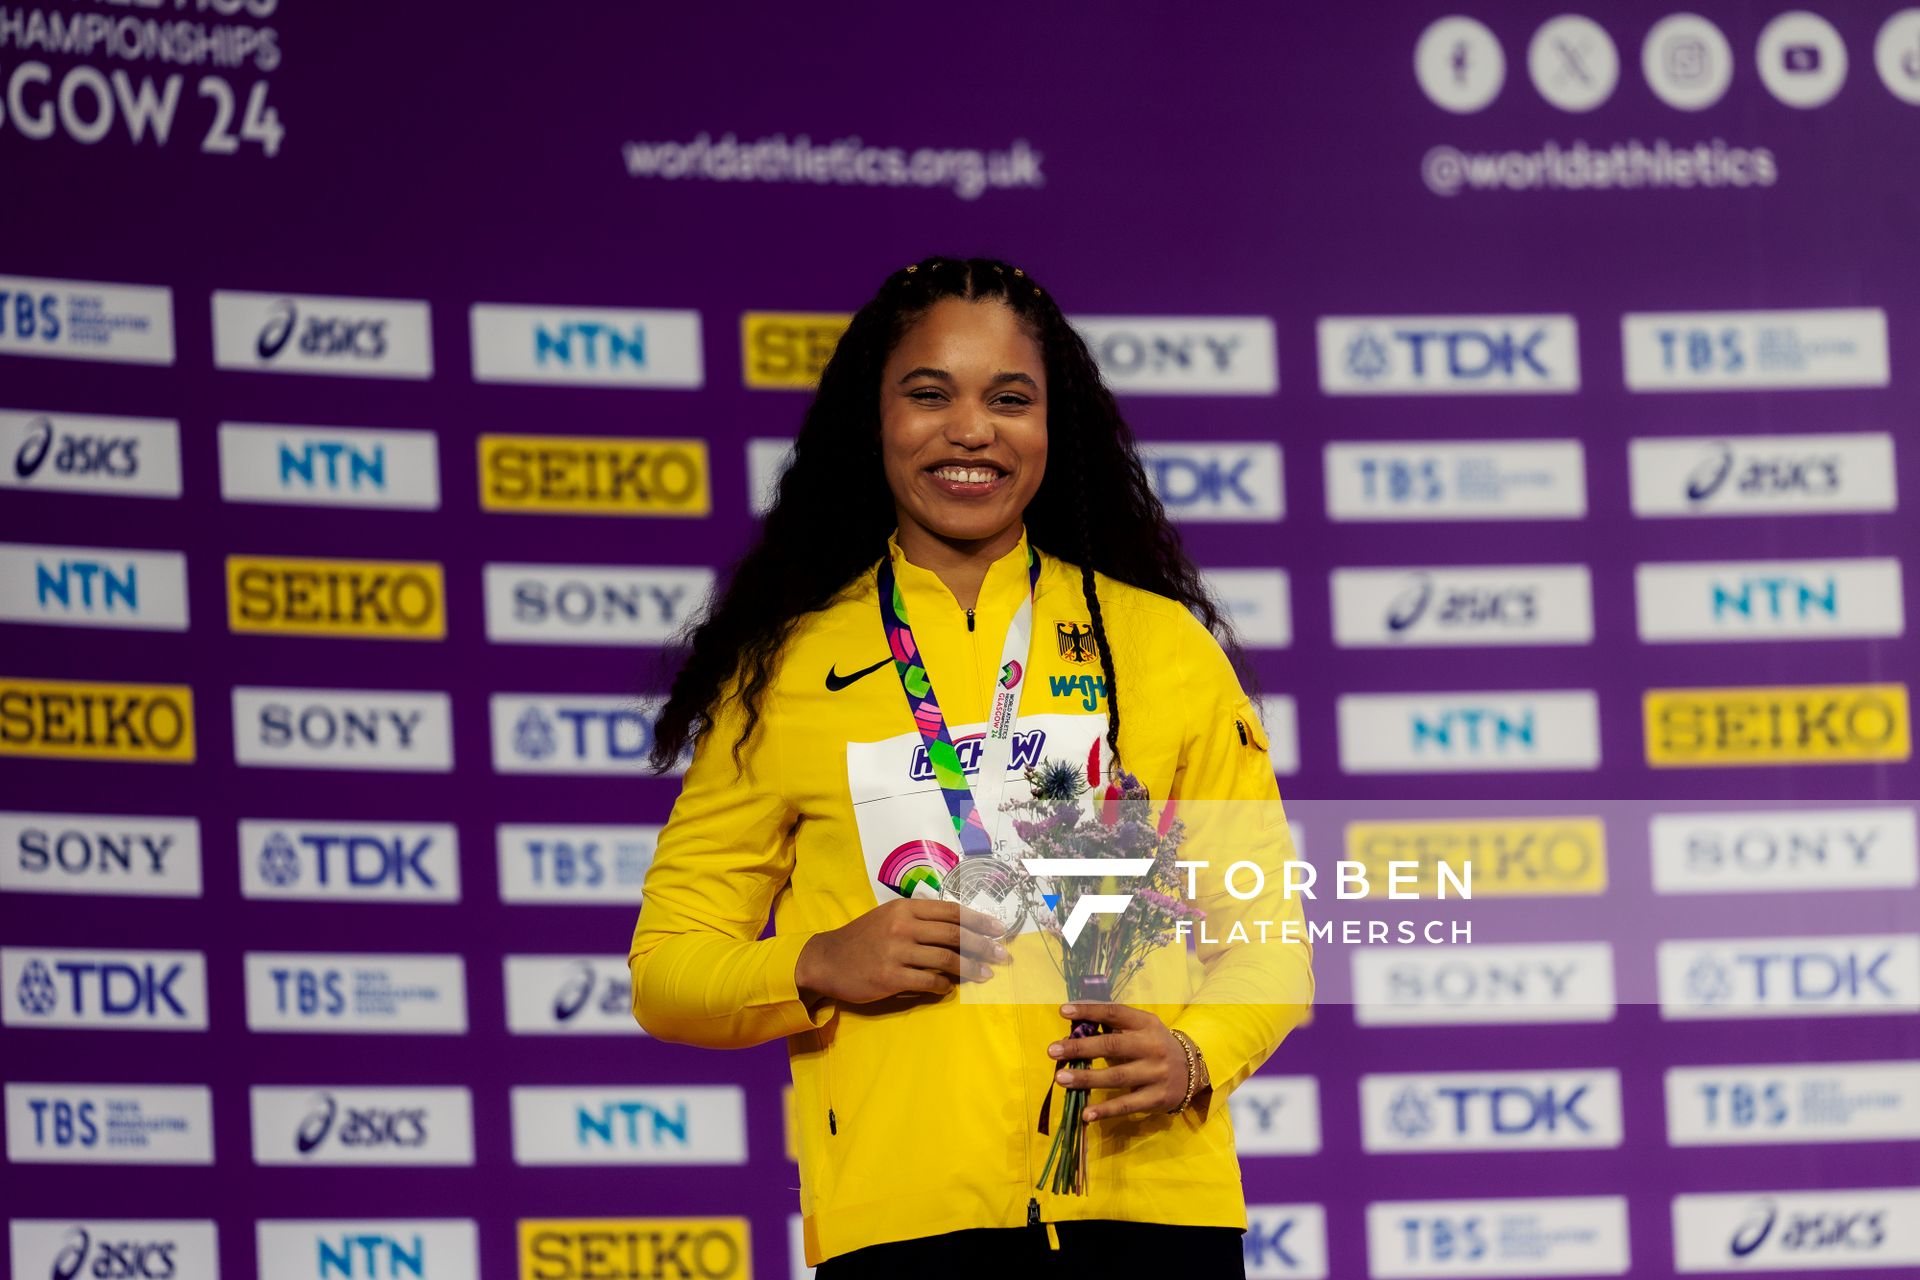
[877,543,1040,860]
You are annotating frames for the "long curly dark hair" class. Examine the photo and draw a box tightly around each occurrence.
[649,254,1239,772]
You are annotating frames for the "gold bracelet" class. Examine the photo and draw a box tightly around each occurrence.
[1168,1029,1199,1113]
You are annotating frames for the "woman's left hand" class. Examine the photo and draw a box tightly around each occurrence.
[1046,1001,1210,1121]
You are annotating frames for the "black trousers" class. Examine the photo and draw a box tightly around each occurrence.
[815,1219,1246,1277]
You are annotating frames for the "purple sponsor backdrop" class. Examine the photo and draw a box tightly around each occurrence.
[2,2,1917,1278]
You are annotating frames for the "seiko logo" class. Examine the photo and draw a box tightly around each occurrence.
[256,298,388,361]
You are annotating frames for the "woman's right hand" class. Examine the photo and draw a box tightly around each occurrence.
[795,898,1010,1007]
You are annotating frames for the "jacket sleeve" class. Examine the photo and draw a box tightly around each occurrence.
[1165,615,1315,1097]
[628,679,838,1048]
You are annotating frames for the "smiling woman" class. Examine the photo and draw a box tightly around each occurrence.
[631,255,1312,1276]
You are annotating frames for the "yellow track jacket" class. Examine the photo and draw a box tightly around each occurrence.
[630,529,1313,1268]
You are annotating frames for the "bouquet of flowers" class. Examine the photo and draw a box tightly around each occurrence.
[1004,746,1203,1196]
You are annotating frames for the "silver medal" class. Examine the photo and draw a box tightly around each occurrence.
[941,856,1030,940]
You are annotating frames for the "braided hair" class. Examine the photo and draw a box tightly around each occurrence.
[649,254,1239,772]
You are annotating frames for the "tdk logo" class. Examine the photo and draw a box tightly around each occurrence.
[2,947,207,1029]
[1242,1204,1329,1279]
[1319,315,1580,394]
[490,695,680,775]
[1137,442,1284,521]
[908,730,1046,782]
[511,1086,747,1165]
[1660,935,1920,1019]
[239,821,460,903]
[1362,1070,1623,1152]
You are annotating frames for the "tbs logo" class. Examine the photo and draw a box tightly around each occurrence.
[3,948,207,1030]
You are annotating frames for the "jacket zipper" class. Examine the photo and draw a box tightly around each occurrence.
[966,606,975,632]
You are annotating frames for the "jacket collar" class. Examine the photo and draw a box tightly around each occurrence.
[884,527,1036,621]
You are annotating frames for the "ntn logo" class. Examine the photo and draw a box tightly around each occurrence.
[34,559,138,611]
[317,1233,425,1277]
[1411,708,1534,751]
[535,322,644,368]
[578,1100,688,1146]
[279,439,385,489]
[1711,575,1836,619]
